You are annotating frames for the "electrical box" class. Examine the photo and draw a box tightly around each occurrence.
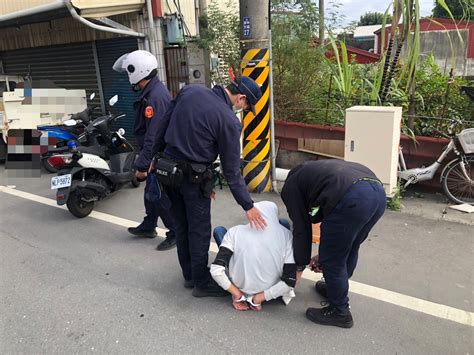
[164,15,184,44]
[186,42,210,86]
[344,106,402,196]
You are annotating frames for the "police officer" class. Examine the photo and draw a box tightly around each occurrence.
[281,160,386,328]
[113,50,177,251]
[152,76,267,297]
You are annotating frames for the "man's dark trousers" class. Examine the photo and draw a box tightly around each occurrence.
[319,180,386,311]
[141,177,176,238]
[168,180,212,288]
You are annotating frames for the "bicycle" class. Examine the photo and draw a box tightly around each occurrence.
[398,121,473,205]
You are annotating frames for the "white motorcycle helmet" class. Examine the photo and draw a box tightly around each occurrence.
[113,50,158,89]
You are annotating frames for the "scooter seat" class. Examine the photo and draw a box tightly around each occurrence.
[38,124,82,133]
[79,146,108,160]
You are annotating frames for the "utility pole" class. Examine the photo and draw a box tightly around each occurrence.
[239,0,271,192]
[319,0,324,45]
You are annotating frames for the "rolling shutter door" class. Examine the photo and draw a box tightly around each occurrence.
[96,37,138,144]
[1,42,102,110]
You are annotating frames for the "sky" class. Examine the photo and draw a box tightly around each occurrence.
[335,0,435,26]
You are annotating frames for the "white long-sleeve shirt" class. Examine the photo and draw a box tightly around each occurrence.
[210,201,296,304]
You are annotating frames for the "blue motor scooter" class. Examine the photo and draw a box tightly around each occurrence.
[38,93,102,172]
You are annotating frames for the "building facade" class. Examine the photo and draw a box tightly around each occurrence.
[0,0,233,141]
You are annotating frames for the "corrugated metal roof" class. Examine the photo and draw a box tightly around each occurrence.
[71,0,145,18]
[0,0,145,19]
[0,0,61,16]
[353,25,381,38]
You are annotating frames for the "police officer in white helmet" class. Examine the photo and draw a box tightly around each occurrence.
[113,50,177,250]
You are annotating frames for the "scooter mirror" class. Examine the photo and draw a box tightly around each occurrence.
[89,93,96,101]
[109,95,119,107]
[118,128,125,136]
[64,119,77,126]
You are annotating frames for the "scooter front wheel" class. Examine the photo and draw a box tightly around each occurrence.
[66,191,95,218]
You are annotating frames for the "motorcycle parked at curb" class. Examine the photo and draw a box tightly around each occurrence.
[48,95,140,218]
[39,93,100,173]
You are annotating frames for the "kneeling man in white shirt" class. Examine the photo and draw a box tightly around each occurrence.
[210,201,296,311]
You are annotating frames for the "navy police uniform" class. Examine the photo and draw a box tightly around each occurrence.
[153,84,254,289]
[133,76,176,235]
[281,160,386,313]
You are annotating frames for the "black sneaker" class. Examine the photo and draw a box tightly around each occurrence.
[183,279,194,289]
[156,235,177,251]
[306,305,354,328]
[128,227,157,238]
[192,280,228,298]
[315,280,328,298]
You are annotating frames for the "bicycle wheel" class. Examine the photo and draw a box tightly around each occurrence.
[441,154,474,205]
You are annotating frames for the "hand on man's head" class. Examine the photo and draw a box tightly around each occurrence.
[246,207,267,230]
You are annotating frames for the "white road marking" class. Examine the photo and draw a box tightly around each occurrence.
[1,185,473,327]
[0,186,167,238]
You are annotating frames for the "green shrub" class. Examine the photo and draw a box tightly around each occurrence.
[411,55,472,136]
[198,1,473,137]
[387,183,404,211]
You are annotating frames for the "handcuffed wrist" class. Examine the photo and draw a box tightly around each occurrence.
[233,295,246,303]
[246,295,261,307]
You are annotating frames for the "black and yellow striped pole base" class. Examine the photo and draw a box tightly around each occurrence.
[241,48,271,193]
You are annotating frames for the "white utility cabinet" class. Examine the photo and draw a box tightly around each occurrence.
[344,106,402,196]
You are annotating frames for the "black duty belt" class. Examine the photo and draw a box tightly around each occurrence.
[353,177,383,186]
[156,153,214,185]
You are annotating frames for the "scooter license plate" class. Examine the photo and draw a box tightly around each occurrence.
[51,174,72,189]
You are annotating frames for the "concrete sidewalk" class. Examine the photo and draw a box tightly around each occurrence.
[399,188,474,226]
[275,179,473,226]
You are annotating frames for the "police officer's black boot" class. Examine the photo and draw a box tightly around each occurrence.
[192,278,229,298]
[183,279,194,289]
[314,280,328,298]
[128,226,157,238]
[156,234,177,251]
[306,303,354,328]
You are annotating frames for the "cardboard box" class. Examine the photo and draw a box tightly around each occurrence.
[312,223,320,244]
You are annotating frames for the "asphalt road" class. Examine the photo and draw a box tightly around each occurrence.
[1,167,473,354]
